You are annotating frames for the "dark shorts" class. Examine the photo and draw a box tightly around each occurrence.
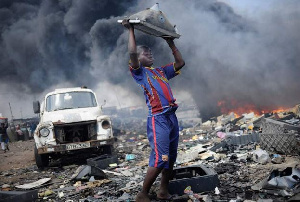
[0,134,9,143]
[147,112,179,169]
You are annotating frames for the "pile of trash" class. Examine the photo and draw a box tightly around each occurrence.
[1,105,300,201]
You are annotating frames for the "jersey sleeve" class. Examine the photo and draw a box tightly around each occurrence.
[160,63,180,80]
[129,64,144,81]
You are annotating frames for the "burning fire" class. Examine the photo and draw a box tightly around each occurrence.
[217,99,290,116]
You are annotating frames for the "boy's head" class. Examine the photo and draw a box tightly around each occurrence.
[137,45,154,67]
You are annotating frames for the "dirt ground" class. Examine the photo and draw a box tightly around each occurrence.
[1,137,300,201]
[0,139,36,172]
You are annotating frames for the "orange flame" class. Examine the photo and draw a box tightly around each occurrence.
[217,99,289,116]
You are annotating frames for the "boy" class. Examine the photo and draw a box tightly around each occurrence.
[122,20,185,201]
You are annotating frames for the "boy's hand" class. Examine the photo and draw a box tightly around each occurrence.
[122,19,133,29]
[163,37,175,45]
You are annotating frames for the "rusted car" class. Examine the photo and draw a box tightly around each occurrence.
[33,87,114,168]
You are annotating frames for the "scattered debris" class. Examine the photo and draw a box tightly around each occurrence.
[168,165,219,195]
[252,149,271,164]
[71,165,106,181]
[252,167,300,197]
[1,104,300,201]
[15,178,51,189]
[87,155,118,169]
[0,190,38,202]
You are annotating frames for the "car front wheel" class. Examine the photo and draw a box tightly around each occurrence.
[34,145,49,168]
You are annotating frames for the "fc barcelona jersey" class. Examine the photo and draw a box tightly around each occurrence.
[130,63,180,116]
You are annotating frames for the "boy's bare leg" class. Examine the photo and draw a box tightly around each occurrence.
[157,161,174,199]
[136,167,162,202]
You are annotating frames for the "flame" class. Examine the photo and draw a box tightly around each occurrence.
[217,99,290,116]
[270,108,287,114]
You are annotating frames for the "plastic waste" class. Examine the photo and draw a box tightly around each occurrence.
[125,154,136,161]
[184,186,200,202]
[215,187,220,195]
[176,150,198,164]
[271,154,284,164]
[252,167,300,197]
[217,132,226,139]
[58,192,64,198]
[267,167,300,189]
[89,176,95,182]
[252,148,270,164]
[118,192,131,201]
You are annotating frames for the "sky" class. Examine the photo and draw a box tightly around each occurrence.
[0,0,299,120]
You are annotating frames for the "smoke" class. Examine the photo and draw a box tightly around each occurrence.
[0,0,299,120]
[170,0,300,120]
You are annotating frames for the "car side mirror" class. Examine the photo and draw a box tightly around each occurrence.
[101,99,106,109]
[33,101,40,114]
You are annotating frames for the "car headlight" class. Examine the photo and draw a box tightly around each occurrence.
[40,128,50,137]
[101,120,111,129]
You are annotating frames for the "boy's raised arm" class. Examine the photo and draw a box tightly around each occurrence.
[122,20,139,69]
[165,38,185,71]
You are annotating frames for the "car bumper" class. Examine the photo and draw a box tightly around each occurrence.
[37,138,115,154]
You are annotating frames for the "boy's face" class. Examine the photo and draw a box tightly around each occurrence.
[138,49,154,67]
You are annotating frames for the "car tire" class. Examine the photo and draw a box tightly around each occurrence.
[101,145,114,155]
[34,145,49,168]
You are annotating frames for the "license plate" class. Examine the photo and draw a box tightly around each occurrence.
[66,142,91,150]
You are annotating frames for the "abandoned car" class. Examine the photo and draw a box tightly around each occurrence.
[33,87,114,168]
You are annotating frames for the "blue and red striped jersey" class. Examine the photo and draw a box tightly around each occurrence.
[130,63,180,116]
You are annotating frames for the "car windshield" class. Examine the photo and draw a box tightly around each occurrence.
[46,92,97,112]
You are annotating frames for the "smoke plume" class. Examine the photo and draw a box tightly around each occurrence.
[0,0,299,120]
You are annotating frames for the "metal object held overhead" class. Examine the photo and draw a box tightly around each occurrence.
[118,3,180,38]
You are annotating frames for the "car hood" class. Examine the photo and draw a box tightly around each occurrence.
[41,107,101,124]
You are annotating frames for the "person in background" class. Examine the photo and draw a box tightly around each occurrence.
[30,122,37,139]
[0,123,9,152]
[15,125,24,141]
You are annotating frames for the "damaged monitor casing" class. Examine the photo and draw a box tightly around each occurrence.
[118,3,180,38]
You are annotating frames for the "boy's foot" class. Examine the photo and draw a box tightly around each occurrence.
[136,192,151,202]
[157,191,173,200]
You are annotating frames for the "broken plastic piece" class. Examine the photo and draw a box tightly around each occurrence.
[267,167,300,189]
[71,165,91,180]
[15,178,51,189]
[58,191,64,198]
[118,3,180,38]
[251,167,300,197]
[87,154,118,169]
[71,165,106,181]
[252,148,270,164]
[271,154,284,164]
[168,165,219,195]
[215,187,220,195]
[125,154,136,161]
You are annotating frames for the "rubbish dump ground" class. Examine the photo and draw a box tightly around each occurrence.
[1,108,300,201]
[0,140,35,172]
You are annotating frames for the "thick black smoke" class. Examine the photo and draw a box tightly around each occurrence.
[175,0,300,120]
[0,0,135,93]
[0,0,300,120]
